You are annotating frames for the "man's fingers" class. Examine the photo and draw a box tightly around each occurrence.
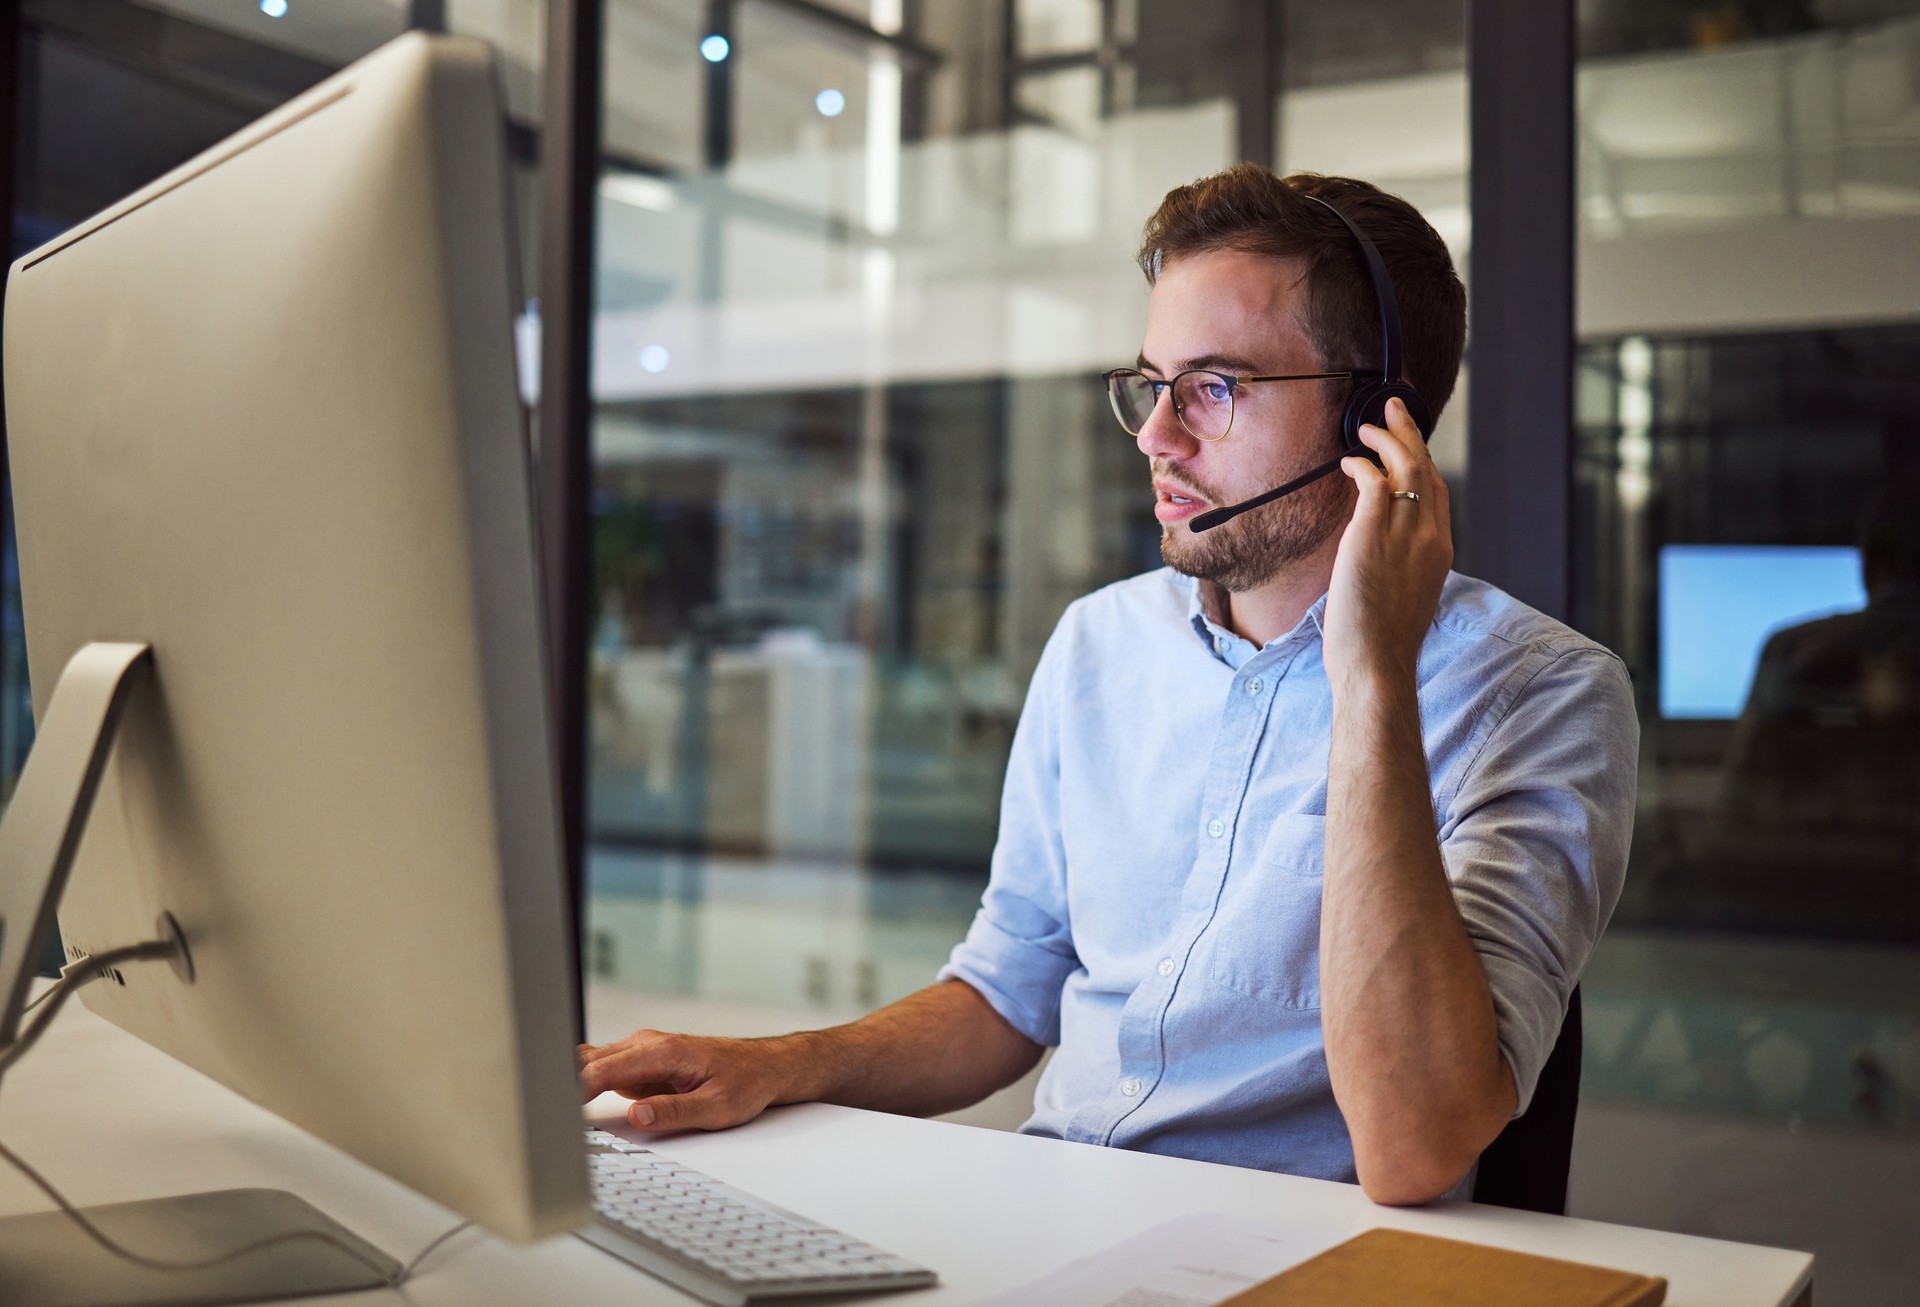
[1340,451,1387,487]
[579,1036,700,1100]
[1385,393,1428,444]
[1341,453,1392,529]
[580,1047,670,1096]
[1354,422,1421,491]
[578,1041,625,1071]
[1356,398,1439,491]
[609,1078,679,1101]
[628,1085,751,1134]
[1387,396,1450,510]
[1381,394,1433,469]
[579,1044,620,1102]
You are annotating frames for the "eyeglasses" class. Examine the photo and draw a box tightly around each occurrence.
[1102,368,1354,442]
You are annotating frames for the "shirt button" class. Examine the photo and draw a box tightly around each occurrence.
[1207,819,1225,838]
[1157,958,1175,977]
[1121,1078,1142,1097]
[1245,677,1263,696]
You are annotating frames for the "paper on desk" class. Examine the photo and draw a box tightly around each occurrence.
[977,1213,1345,1307]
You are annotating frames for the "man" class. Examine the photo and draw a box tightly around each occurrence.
[579,166,1638,1206]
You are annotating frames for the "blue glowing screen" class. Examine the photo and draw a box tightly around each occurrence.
[1659,545,1867,719]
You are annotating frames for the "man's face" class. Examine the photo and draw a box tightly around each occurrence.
[1136,249,1352,592]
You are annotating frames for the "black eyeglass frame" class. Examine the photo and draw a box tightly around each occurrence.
[1101,367,1359,442]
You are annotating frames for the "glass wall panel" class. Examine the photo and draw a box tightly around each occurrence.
[1569,7,1920,1302]
[583,0,1472,1070]
[1275,1,1470,476]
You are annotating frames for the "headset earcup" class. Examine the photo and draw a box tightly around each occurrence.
[1341,381,1387,462]
[1343,380,1433,460]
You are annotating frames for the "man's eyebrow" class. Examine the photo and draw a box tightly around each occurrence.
[1135,352,1265,376]
[1185,353,1264,375]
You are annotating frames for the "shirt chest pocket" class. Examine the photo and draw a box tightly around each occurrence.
[1205,813,1326,1011]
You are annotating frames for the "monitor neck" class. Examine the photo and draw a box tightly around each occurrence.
[0,642,157,1049]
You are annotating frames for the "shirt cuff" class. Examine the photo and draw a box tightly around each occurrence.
[935,910,1077,1048]
[1478,949,1566,1119]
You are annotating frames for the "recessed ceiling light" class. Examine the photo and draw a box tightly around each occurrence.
[815,88,846,117]
[600,173,678,213]
[700,35,730,63]
[639,345,670,374]
[260,0,288,16]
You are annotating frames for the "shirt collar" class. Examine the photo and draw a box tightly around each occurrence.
[1183,574,1328,667]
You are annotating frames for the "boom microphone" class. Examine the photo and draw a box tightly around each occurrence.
[1187,450,1367,534]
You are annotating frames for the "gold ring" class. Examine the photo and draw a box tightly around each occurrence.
[1391,490,1421,503]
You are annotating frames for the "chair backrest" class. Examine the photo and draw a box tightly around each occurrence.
[1471,986,1582,1214]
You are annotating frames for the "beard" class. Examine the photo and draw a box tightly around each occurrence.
[1157,448,1353,592]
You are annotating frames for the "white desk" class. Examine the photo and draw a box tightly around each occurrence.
[0,990,1813,1307]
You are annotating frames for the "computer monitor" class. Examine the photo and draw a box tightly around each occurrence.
[1658,544,1869,719]
[0,30,588,1295]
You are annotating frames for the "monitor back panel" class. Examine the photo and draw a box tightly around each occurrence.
[2,34,587,1242]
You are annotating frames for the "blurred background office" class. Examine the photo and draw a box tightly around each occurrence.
[2,0,1917,1302]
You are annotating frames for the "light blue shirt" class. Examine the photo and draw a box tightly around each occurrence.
[938,568,1638,1185]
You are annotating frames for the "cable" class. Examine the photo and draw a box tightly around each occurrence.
[0,1138,473,1290]
[0,1138,383,1279]
[392,1219,477,1283]
[0,941,476,1292]
[0,940,176,1080]
[60,939,179,983]
[0,977,75,1069]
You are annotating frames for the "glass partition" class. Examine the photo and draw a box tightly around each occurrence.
[1568,8,1920,1302]
[582,0,1472,1032]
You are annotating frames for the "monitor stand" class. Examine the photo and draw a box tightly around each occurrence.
[0,642,404,1305]
[0,1192,401,1306]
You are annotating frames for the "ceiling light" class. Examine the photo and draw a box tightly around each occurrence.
[700,35,730,63]
[815,89,846,118]
[599,172,678,213]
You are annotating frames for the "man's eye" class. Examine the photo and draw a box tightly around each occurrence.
[1200,382,1231,404]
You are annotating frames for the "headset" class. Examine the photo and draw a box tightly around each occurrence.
[1188,192,1433,534]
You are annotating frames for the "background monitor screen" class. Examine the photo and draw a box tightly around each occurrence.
[1659,544,1868,719]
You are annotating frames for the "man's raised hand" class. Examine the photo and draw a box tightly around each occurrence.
[1322,395,1454,693]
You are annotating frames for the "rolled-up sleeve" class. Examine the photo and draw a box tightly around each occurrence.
[937,624,1081,1047]
[1438,647,1639,1116]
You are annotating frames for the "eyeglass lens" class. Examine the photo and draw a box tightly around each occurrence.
[1106,370,1235,441]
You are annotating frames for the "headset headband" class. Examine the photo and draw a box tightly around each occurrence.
[1301,193,1403,387]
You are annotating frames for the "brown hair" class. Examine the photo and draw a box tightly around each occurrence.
[1138,165,1467,424]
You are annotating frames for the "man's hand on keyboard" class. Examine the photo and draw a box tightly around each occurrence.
[580,981,1042,1131]
[579,1030,794,1133]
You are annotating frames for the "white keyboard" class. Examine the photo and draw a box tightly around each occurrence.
[576,1128,937,1306]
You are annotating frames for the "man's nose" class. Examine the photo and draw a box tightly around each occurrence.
[1134,386,1198,461]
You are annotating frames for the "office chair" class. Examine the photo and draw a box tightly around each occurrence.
[1470,986,1582,1215]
